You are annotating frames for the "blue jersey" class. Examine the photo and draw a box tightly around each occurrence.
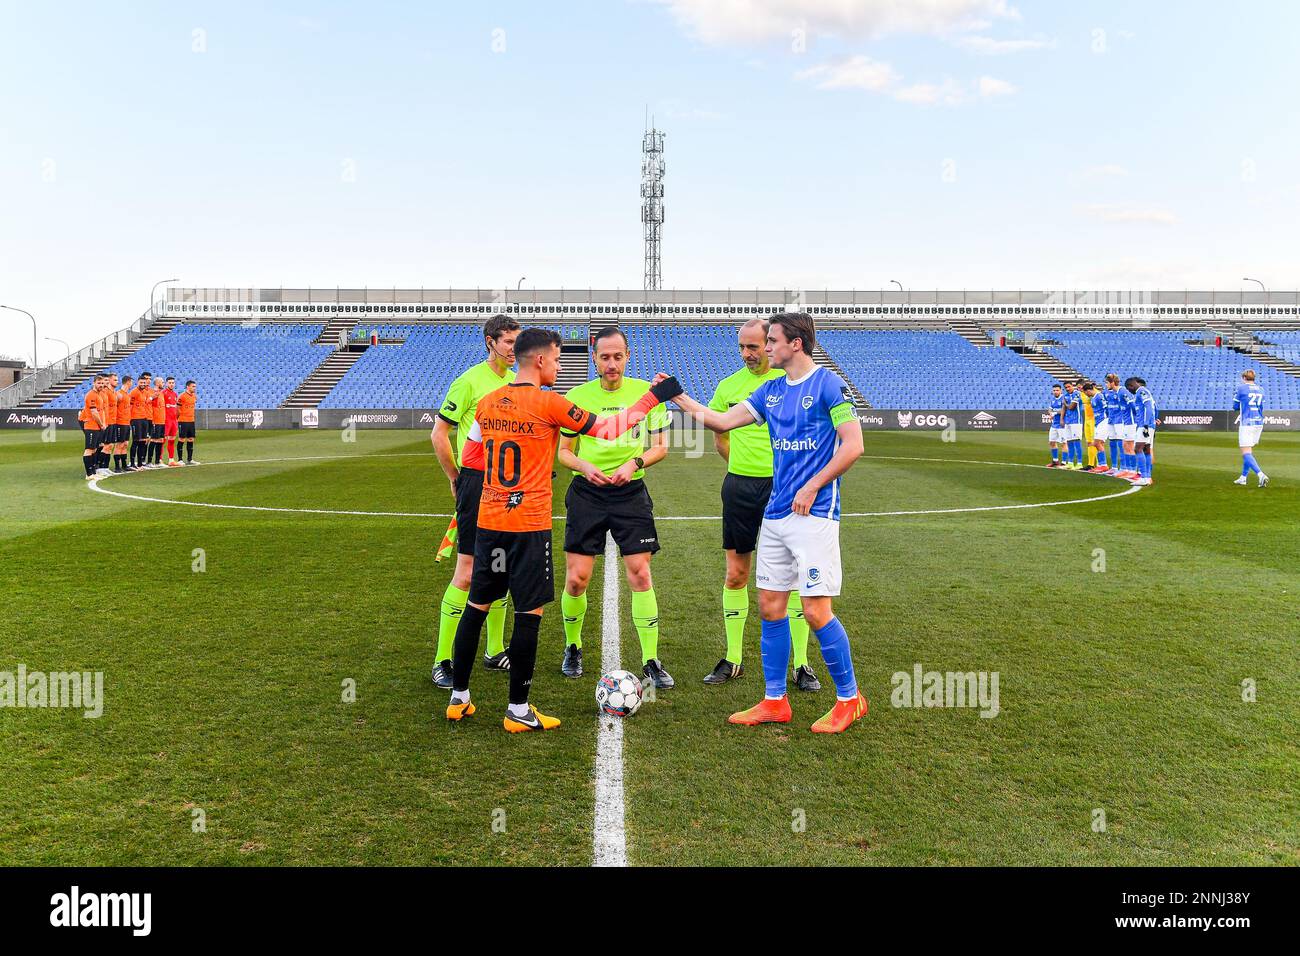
[1118,388,1137,424]
[1049,392,1064,424]
[1104,387,1124,425]
[1062,390,1081,425]
[1090,391,1106,425]
[742,367,856,521]
[1133,386,1157,427]
[1234,382,1265,426]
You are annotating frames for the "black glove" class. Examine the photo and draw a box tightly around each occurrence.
[650,376,683,403]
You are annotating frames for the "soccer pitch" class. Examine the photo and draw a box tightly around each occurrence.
[1,427,1295,866]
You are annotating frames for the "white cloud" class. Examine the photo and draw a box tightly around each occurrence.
[977,75,1016,97]
[1081,203,1178,225]
[655,0,1020,44]
[796,58,1015,106]
[955,35,1054,54]
[795,55,899,91]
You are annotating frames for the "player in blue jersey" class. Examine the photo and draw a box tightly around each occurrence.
[1116,377,1140,478]
[1126,376,1157,486]
[1083,382,1110,472]
[664,313,868,734]
[1061,381,1084,469]
[1232,369,1269,487]
[1102,374,1126,476]
[1047,384,1066,467]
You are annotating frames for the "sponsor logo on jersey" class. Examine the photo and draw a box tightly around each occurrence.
[772,436,819,451]
[766,393,782,407]
[505,491,525,511]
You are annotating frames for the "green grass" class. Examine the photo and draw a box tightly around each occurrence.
[0,427,1296,865]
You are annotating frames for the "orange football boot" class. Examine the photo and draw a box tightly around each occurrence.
[810,692,869,734]
[728,695,792,725]
[446,700,476,721]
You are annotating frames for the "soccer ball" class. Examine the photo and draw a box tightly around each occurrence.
[596,670,644,717]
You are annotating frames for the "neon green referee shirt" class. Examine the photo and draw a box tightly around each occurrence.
[708,366,786,478]
[562,377,669,482]
[437,360,515,466]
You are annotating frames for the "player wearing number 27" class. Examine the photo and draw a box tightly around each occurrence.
[664,312,869,734]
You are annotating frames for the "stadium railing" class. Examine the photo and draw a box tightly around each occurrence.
[0,309,157,409]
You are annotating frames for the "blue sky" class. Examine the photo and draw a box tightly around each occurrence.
[2,0,1297,362]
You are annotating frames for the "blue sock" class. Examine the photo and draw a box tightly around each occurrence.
[1072,440,1083,464]
[813,616,858,699]
[760,616,792,698]
[1111,440,1121,468]
[1244,453,1260,475]
[1126,452,1136,471]
[1139,452,1150,478]
[1051,447,1059,463]
[1096,446,1107,468]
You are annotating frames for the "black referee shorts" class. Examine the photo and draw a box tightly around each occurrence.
[563,476,660,557]
[468,527,554,611]
[453,468,485,557]
[721,472,772,555]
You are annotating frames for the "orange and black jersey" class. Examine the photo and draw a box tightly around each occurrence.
[470,382,665,533]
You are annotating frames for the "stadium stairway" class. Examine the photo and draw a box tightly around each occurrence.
[17,316,182,408]
[948,317,993,348]
[1008,344,1088,385]
[811,345,870,408]
[555,341,591,394]
[1230,345,1300,379]
[312,316,358,347]
[281,345,368,408]
[1215,320,1300,378]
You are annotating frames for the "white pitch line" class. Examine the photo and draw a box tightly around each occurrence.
[592,533,627,867]
[86,452,1142,520]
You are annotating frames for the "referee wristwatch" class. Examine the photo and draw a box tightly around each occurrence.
[632,456,646,471]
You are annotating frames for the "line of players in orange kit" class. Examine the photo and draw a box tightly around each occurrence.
[78,372,199,478]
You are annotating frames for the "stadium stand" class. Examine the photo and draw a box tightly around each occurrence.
[817,330,1058,409]
[318,325,486,409]
[1256,330,1300,366]
[44,324,333,410]
[1037,331,1300,409]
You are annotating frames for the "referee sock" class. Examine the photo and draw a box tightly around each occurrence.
[562,590,587,649]
[450,603,490,693]
[787,591,810,669]
[435,584,468,663]
[630,588,659,663]
[722,586,747,664]
[506,612,541,706]
[760,616,792,698]
[813,616,859,700]
[485,597,509,657]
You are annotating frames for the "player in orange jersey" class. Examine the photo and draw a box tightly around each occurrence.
[79,375,108,479]
[176,381,198,464]
[130,373,153,469]
[147,377,167,466]
[446,328,682,732]
[113,375,134,472]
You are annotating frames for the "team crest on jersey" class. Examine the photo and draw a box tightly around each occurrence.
[807,567,821,583]
[801,395,814,409]
[505,491,525,511]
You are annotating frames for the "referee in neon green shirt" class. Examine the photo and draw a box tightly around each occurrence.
[557,326,674,689]
[703,318,820,690]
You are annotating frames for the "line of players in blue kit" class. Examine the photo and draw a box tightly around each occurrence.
[1047,369,1270,488]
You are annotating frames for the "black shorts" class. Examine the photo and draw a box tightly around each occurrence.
[722,472,772,554]
[468,527,554,611]
[131,419,150,442]
[178,422,196,439]
[115,424,130,442]
[151,423,165,440]
[453,468,485,556]
[563,477,660,557]
[82,427,101,450]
